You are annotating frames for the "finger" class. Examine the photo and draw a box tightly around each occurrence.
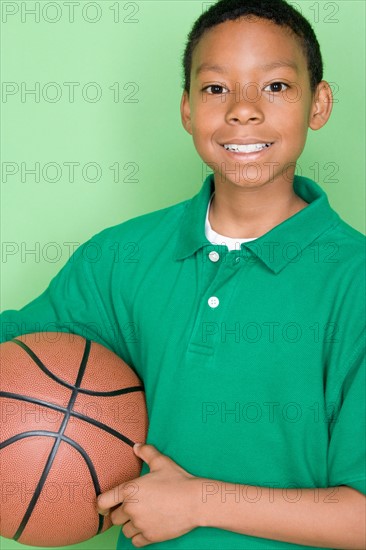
[131,533,152,548]
[122,520,141,539]
[110,504,130,526]
[96,484,129,515]
[134,444,167,469]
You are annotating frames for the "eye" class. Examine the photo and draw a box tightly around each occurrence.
[264,82,289,93]
[201,85,229,95]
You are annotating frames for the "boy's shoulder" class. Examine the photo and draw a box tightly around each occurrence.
[297,175,365,254]
[318,214,365,283]
[329,215,365,254]
[88,196,191,245]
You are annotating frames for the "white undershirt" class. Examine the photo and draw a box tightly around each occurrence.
[205,193,258,251]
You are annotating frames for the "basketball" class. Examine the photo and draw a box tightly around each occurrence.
[0,332,148,547]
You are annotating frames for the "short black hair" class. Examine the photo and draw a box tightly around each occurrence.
[181,0,323,94]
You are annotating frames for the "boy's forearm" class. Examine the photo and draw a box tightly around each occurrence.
[193,479,366,549]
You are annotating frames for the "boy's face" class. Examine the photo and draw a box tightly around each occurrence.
[181,17,331,190]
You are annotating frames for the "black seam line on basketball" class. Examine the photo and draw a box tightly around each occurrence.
[0,392,137,448]
[13,339,92,542]
[11,338,144,396]
[2,430,105,536]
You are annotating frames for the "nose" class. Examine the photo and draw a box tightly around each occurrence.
[224,82,264,125]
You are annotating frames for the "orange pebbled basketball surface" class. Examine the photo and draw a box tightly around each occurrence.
[0,332,148,547]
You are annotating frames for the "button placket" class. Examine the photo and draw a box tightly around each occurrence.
[186,253,239,363]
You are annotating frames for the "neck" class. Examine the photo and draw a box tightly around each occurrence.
[209,175,308,239]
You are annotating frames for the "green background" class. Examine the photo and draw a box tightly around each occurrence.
[0,1,365,549]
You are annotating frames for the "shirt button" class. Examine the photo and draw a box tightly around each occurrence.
[208,296,219,308]
[208,251,220,263]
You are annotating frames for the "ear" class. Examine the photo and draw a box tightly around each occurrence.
[309,80,333,130]
[180,90,193,135]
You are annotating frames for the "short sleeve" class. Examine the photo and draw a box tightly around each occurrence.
[327,336,366,495]
[0,237,118,353]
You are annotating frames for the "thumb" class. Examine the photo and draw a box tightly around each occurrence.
[133,443,166,468]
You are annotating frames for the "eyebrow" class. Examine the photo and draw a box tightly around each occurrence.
[195,60,298,76]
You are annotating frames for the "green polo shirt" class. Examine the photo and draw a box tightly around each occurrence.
[1,175,365,550]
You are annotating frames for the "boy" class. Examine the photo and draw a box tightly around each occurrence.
[1,0,365,549]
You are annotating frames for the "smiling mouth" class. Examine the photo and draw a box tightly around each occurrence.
[222,142,274,153]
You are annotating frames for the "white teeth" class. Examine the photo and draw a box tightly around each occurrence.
[224,143,271,153]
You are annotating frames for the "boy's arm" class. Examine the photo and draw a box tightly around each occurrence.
[98,444,366,549]
[194,480,366,549]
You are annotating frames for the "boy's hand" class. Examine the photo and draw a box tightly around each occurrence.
[96,444,201,547]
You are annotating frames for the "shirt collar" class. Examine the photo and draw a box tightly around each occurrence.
[173,173,341,274]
